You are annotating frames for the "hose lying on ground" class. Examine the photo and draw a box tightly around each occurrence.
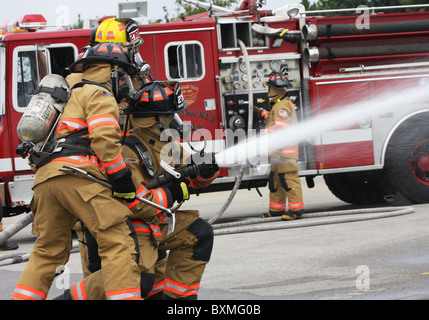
[212,206,414,235]
[0,241,79,266]
[0,212,34,246]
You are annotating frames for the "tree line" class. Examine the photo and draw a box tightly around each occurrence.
[302,0,428,15]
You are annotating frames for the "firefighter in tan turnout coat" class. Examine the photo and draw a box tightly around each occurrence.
[12,43,143,300]
[261,72,304,220]
[59,81,218,300]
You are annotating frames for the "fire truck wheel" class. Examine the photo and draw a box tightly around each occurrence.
[384,116,429,204]
[323,171,389,205]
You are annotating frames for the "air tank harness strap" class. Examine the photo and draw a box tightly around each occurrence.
[123,135,156,179]
[32,129,93,169]
[71,80,112,93]
[34,84,69,103]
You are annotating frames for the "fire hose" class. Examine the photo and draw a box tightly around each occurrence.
[303,19,429,41]
[208,39,254,225]
[305,42,429,63]
[0,212,34,247]
[211,206,414,236]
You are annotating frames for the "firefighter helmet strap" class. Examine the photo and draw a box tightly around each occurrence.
[120,113,130,146]
[154,115,165,133]
[111,64,118,100]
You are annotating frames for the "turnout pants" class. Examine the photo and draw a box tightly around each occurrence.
[269,159,304,215]
[146,211,214,299]
[72,210,214,300]
[12,175,141,300]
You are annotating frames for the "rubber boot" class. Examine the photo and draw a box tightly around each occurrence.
[293,210,304,219]
[281,212,296,221]
[261,211,284,218]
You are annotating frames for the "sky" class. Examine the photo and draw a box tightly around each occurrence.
[0,0,303,27]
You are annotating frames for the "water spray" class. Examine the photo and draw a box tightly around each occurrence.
[210,82,428,229]
[215,83,429,168]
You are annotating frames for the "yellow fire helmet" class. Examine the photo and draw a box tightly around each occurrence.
[95,18,143,47]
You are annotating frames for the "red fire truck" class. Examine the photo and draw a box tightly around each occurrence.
[1,1,429,218]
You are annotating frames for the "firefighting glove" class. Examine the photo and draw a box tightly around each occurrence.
[194,152,219,179]
[253,106,269,120]
[258,108,269,120]
[165,179,190,204]
[111,169,136,202]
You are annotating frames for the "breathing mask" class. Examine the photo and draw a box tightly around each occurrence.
[131,48,152,80]
[116,68,134,103]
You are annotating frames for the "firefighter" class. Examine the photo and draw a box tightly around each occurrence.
[128,82,218,300]
[261,72,304,220]
[62,16,151,280]
[61,18,215,300]
[56,81,218,300]
[67,17,153,280]
[12,42,142,300]
[79,18,215,299]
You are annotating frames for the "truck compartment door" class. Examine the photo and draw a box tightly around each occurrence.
[310,79,375,170]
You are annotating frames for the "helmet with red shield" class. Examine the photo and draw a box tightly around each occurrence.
[69,42,137,102]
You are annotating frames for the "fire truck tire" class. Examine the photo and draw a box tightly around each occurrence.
[384,116,429,204]
[323,171,388,205]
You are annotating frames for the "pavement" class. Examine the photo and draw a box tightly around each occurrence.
[1,177,429,304]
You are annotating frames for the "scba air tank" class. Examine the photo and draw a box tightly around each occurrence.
[17,74,70,144]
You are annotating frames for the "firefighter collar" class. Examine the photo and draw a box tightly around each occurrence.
[134,128,166,152]
[82,64,111,83]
